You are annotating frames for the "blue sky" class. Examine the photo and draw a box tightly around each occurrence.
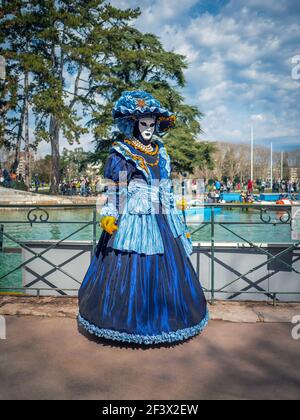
[36,0,300,155]
[108,0,300,151]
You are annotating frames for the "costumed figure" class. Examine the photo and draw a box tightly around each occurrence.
[78,91,209,345]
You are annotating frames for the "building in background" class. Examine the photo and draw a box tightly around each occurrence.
[16,151,35,180]
[289,167,300,182]
[0,150,35,180]
[0,147,9,169]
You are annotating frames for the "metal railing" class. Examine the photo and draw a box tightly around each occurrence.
[0,204,97,296]
[0,203,299,303]
[188,203,300,303]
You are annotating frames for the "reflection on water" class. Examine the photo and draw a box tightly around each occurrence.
[188,208,293,243]
[49,223,62,241]
[0,208,99,246]
[0,253,22,291]
[0,207,294,290]
[0,208,100,290]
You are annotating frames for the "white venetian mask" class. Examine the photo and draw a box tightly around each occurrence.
[138,117,156,142]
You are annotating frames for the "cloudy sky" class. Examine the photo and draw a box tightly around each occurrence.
[109,0,300,151]
[37,0,300,155]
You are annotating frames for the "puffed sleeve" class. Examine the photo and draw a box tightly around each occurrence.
[100,152,135,219]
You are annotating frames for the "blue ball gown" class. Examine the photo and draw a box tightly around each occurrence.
[78,140,209,345]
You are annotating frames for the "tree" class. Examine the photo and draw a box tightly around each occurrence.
[1,0,140,193]
[0,1,21,156]
[60,147,89,181]
[0,1,39,190]
[32,1,141,193]
[1,1,215,188]
[32,155,52,184]
[87,26,214,175]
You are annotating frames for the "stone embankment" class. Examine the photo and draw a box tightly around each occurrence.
[0,186,104,206]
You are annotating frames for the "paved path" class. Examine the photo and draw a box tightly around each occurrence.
[0,317,299,400]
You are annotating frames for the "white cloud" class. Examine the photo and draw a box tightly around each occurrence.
[174,40,199,64]
[198,80,232,103]
[67,0,300,151]
[251,114,264,122]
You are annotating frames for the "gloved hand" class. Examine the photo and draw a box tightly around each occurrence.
[176,198,188,211]
[100,216,118,235]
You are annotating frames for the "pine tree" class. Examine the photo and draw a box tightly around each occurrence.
[87,26,215,175]
[1,0,140,193]
[1,1,215,190]
[0,1,22,155]
[28,0,140,193]
[0,0,42,189]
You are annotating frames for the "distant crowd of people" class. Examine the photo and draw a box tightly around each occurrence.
[203,178,300,204]
[0,169,104,196]
[2,167,299,201]
[204,178,299,194]
[59,178,105,196]
[0,169,47,192]
[205,178,255,194]
[204,179,255,204]
[0,169,24,188]
[271,179,299,194]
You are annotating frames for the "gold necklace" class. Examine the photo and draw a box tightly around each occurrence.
[124,148,160,171]
[125,138,159,156]
[113,141,160,173]
[133,138,153,153]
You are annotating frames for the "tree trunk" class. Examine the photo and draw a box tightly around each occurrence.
[48,32,64,195]
[11,100,25,174]
[49,115,60,194]
[24,69,30,191]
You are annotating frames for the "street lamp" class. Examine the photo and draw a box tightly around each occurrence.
[270,142,273,189]
[250,114,264,182]
[250,126,254,182]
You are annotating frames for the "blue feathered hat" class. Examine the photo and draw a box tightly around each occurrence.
[112,90,176,138]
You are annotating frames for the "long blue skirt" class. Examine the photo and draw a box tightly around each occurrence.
[78,214,209,345]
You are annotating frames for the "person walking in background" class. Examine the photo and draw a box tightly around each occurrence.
[293,181,298,194]
[215,179,221,193]
[34,175,40,193]
[192,179,197,198]
[247,179,253,194]
[274,180,280,193]
[80,179,86,196]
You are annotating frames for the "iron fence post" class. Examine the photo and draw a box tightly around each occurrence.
[93,208,97,254]
[0,224,3,252]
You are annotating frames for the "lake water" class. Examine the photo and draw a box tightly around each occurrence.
[0,207,294,291]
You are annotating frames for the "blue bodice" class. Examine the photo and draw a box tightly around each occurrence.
[100,139,192,256]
